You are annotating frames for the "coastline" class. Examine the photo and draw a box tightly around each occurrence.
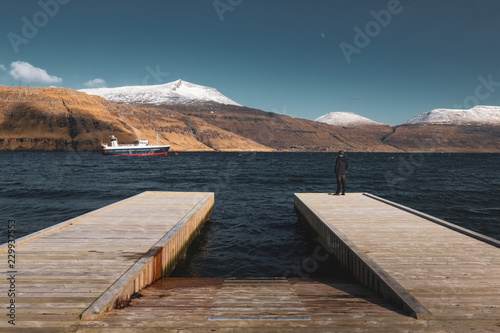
[1,148,500,153]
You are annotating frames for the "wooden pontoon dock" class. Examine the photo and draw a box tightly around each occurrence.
[0,191,213,329]
[294,193,500,330]
[1,191,499,331]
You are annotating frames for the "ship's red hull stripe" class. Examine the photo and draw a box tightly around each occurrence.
[119,152,168,156]
[102,151,168,156]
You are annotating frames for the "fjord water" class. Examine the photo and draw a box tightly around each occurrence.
[1,152,499,278]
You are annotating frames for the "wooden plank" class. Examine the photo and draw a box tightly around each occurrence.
[294,192,500,328]
[83,278,426,331]
[0,192,147,251]
[364,193,500,248]
[0,191,213,328]
[294,193,431,319]
[80,192,214,320]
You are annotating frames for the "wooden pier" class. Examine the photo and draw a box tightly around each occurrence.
[2,191,500,331]
[0,191,213,329]
[294,193,500,330]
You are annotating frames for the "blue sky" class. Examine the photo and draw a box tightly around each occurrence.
[1,0,499,124]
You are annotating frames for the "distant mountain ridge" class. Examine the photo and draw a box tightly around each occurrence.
[315,112,385,126]
[313,106,500,152]
[1,85,499,152]
[80,79,241,106]
[405,105,500,126]
[82,80,500,128]
[315,106,500,126]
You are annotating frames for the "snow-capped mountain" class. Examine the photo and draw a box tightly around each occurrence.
[405,106,500,126]
[315,112,384,126]
[80,79,241,106]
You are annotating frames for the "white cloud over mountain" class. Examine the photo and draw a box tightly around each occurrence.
[9,61,62,84]
[84,78,106,88]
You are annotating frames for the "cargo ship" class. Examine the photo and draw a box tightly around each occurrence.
[101,135,170,156]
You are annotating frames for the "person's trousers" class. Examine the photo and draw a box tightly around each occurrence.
[336,174,346,193]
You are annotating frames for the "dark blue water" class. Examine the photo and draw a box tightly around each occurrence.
[1,152,499,278]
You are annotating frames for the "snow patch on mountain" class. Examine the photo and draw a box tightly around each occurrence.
[80,79,241,106]
[405,105,500,125]
[315,112,384,126]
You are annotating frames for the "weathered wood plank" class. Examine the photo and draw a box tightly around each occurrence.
[294,192,500,329]
[80,192,214,320]
[0,191,213,328]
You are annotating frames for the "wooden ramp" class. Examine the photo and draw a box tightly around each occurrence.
[47,276,499,332]
[76,277,422,332]
[294,193,500,330]
[0,191,213,329]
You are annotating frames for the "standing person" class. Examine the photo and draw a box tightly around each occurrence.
[333,150,348,195]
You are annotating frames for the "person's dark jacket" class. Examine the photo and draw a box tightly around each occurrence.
[334,155,348,175]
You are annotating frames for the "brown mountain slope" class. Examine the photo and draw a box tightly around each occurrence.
[2,86,498,152]
[121,106,272,151]
[0,86,272,151]
[383,124,500,152]
[162,103,402,152]
[0,86,137,150]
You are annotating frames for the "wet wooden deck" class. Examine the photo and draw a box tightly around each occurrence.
[294,193,500,331]
[0,191,213,329]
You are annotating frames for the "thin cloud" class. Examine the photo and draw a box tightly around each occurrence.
[84,78,106,88]
[0,64,6,71]
[9,61,62,84]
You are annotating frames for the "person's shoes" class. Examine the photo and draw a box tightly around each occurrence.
[328,193,334,195]
[341,192,345,195]
[334,192,340,196]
